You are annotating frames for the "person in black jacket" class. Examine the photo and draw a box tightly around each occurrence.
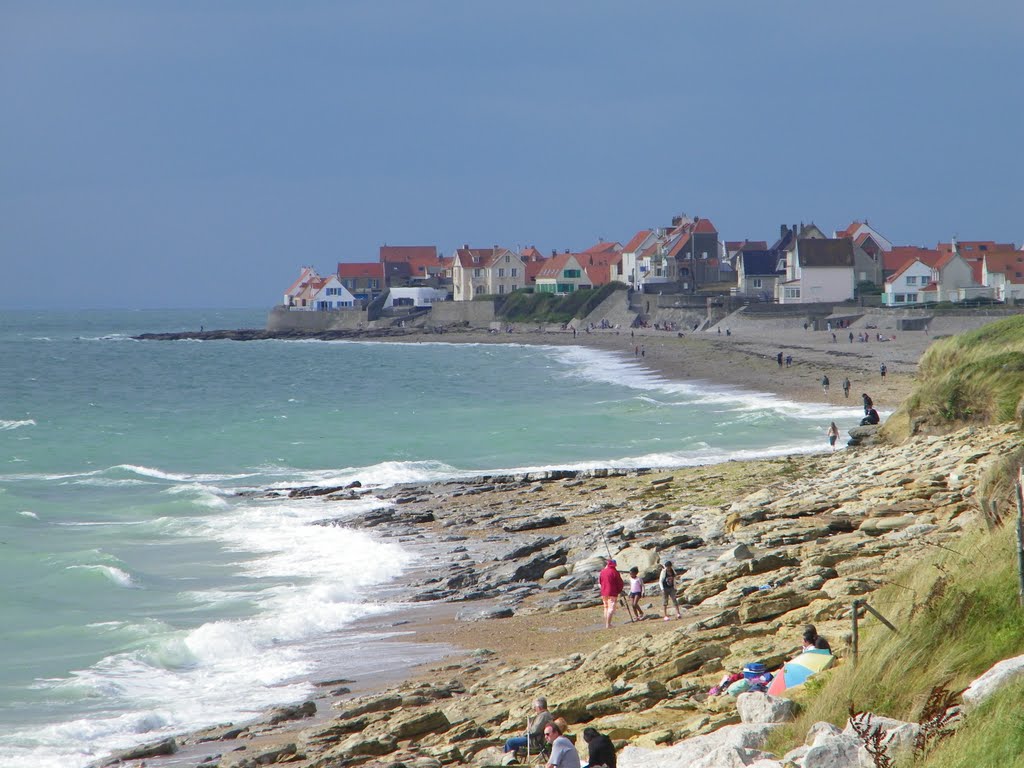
[582,728,616,768]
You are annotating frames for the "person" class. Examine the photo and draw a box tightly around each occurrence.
[821,375,830,394]
[802,624,832,653]
[827,421,839,451]
[842,377,851,398]
[777,351,783,367]
[599,558,624,629]
[628,567,645,620]
[860,408,880,426]
[880,363,887,379]
[785,354,792,367]
[849,331,854,344]
[862,393,873,413]
[545,722,581,768]
[582,728,616,768]
[658,561,683,620]
[504,697,554,753]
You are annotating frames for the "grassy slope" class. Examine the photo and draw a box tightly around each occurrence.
[771,317,1024,765]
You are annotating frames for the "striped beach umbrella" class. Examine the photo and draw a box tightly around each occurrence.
[766,649,835,695]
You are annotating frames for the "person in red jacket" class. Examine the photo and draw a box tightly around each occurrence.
[599,558,625,629]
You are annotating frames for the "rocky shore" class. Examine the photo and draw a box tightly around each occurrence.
[112,316,1024,768]
[110,414,1020,768]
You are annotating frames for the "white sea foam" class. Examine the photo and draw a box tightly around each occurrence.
[18,510,38,519]
[0,418,36,431]
[67,565,138,589]
[264,459,461,490]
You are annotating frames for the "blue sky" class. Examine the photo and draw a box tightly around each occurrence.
[2,1,1022,309]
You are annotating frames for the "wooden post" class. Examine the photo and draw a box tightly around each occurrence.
[1015,468,1024,608]
[851,599,860,665]
[861,602,899,634]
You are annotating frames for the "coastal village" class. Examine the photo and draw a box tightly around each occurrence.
[280,213,1023,315]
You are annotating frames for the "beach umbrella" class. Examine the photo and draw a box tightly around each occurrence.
[766,649,835,695]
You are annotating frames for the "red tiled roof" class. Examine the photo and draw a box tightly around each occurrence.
[623,230,653,253]
[885,246,940,274]
[285,266,320,296]
[337,262,385,279]
[937,240,1017,254]
[452,246,518,269]
[521,246,544,261]
[837,221,863,238]
[983,251,1024,284]
[693,218,717,234]
[379,245,437,263]
[525,258,547,283]
[536,253,574,278]
[580,240,623,256]
[586,263,612,285]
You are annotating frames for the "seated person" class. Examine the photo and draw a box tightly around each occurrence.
[581,727,616,768]
[545,722,581,768]
[504,697,553,754]
[802,624,832,653]
[860,408,880,426]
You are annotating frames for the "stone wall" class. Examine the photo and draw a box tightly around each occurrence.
[429,301,495,328]
[266,306,369,332]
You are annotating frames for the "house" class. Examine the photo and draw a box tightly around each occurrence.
[311,276,357,310]
[735,250,784,299]
[664,216,720,290]
[882,253,941,306]
[534,253,594,294]
[884,246,941,281]
[834,220,893,252]
[615,230,656,289]
[337,262,386,303]
[283,266,322,309]
[982,250,1024,303]
[379,246,445,285]
[384,287,449,308]
[776,237,856,304]
[450,245,526,300]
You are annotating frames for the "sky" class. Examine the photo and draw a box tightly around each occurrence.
[2,1,1022,309]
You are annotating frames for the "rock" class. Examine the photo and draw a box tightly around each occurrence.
[503,515,567,532]
[457,606,515,621]
[962,654,1024,709]
[843,713,920,758]
[738,590,815,623]
[801,734,860,768]
[542,565,569,582]
[618,723,777,768]
[719,544,754,561]
[218,743,297,768]
[804,721,843,745]
[110,737,178,762]
[335,694,404,718]
[735,692,795,724]
[612,545,660,572]
[267,700,316,725]
[339,733,398,756]
[688,746,777,767]
[390,709,451,739]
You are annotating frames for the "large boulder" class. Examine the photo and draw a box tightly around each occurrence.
[735,692,795,724]
[801,734,860,768]
[618,723,777,768]
[962,654,1024,709]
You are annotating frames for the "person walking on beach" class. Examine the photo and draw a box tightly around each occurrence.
[821,375,830,394]
[503,697,553,753]
[777,351,783,367]
[880,363,887,380]
[842,377,851,398]
[628,566,645,620]
[640,345,645,358]
[599,558,624,629]
[827,421,840,451]
[658,561,683,620]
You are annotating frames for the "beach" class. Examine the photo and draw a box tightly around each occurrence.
[114,316,1016,768]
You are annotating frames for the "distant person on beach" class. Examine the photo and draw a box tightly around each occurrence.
[842,378,851,398]
[641,345,645,358]
[545,722,581,768]
[504,697,553,753]
[777,352,783,367]
[802,624,832,653]
[821,375,830,394]
[658,561,683,620]
[628,566,645,620]
[862,393,873,413]
[582,728,617,768]
[861,408,880,426]
[599,558,624,629]
[849,331,854,344]
[880,363,887,379]
[827,421,840,451]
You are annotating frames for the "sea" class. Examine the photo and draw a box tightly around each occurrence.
[0,309,865,767]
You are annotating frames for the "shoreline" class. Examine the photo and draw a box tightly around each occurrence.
[117,321,963,768]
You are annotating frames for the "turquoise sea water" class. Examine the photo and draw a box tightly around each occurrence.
[0,310,864,766]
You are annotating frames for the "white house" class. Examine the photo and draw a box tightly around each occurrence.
[776,238,856,304]
[283,266,322,309]
[883,258,937,306]
[982,251,1024,303]
[451,246,526,300]
[384,287,449,308]
[311,276,357,310]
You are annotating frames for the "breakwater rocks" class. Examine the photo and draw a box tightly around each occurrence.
[130,424,1018,768]
[134,328,420,342]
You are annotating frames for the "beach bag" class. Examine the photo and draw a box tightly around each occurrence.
[726,678,751,696]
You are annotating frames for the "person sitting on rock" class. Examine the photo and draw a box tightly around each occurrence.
[860,408,880,426]
[581,727,616,768]
[504,697,554,754]
[544,721,581,768]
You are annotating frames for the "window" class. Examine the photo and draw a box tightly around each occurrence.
[505,254,510,262]
[784,287,801,299]
[895,293,905,303]
[498,268,505,277]
[906,293,918,302]
[511,284,518,291]
[498,284,505,294]
[564,269,581,278]
[906,276,917,286]
[369,279,379,289]
[752,278,762,289]
[979,245,988,251]
[511,268,518,277]
[473,268,483,278]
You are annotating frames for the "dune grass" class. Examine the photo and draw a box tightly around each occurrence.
[766,523,1024,762]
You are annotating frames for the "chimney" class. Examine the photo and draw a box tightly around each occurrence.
[552,249,557,257]
[780,224,787,238]
[462,243,469,250]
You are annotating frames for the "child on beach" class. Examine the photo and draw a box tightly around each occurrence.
[827,421,839,451]
[628,567,645,620]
